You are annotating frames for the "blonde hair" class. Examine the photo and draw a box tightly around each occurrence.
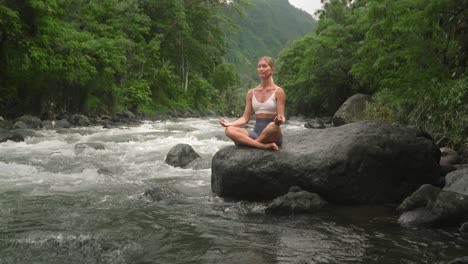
[257,56,274,69]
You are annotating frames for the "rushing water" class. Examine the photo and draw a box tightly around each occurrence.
[0,117,466,264]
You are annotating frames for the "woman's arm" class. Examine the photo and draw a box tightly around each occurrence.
[274,87,286,125]
[220,90,253,127]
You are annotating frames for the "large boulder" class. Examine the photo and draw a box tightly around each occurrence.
[211,121,440,204]
[332,93,372,126]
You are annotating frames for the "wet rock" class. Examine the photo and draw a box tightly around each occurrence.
[15,115,42,129]
[0,119,12,130]
[444,168,468,195]
[441,147,461,165]
[11,129,42,138]
[304,118,325,129]
[12,121,29,129]
[212,121,440,204]
[116,110,136,119]
[185,155,212,170]
[397,184,468,227]
[165,143,200,168]
[142,186,182,202]
[0,129,24,143]
[71,114,92,126]
[55,118,71,129]
[265,187,328,214]
[74,142,106,154]
[455,164,468,170]
[41,120,54,130]
[97,167,122,176]
[441,164,457,177]
[332,93,371,126]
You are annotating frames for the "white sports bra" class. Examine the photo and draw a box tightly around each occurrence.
[252,88,277,115]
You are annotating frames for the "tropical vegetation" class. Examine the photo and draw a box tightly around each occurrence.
[277,0,467,148]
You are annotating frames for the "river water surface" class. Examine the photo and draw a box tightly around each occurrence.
[0,118,466,264]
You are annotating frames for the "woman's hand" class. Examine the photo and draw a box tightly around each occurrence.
[274,114,285,125]
[219,117,231,127]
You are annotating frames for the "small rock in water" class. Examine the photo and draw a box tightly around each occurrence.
[265,190,328,214]
[74,142,106,155]
[165,143,200,168]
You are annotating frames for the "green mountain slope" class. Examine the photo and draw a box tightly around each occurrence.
[224,0,317,85]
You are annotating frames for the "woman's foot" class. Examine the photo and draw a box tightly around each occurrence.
[260,142,279,151]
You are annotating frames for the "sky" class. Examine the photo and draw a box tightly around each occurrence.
[288,0,323,16]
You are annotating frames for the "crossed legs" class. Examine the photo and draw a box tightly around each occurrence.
[225,122,281,151]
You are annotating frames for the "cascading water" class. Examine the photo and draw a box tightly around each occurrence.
[0,118,466,264]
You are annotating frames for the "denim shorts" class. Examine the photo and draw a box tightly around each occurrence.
[248,118,283,146]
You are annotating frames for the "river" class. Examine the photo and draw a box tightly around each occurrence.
[0,117,466,263]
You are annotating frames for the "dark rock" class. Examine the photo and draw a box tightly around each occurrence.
[435,176,446,188]
[15,115,41,129]
[212,121,440,204]
[441,164,458,176]
[455,164,468,170]
[12,121,29,129]
[0,119,12,130]
[304,118,325,129]
[74,142,105,154]
[142,186,182,203]
[55,119,71,129]
[71,114,92,126]
[41,120,55,130]
[165,144,200,168]
[332,93,371,126]
[11,129,42,138]
[103,123,115,129]
[441,147,461,165]
[265,190,328,214]
[444,168,468,195]
[115,110,136,120]
[185,155,212,170]
[459,147,468,163]
[460,222,468,234]
[397,184,468,227]
[289,186,302,192]
[0,130,24,143]
[448,257,468,264]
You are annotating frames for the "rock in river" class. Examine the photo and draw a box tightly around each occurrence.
[211,121,440,205]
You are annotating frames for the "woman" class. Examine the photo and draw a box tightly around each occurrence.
[219,56,286,151]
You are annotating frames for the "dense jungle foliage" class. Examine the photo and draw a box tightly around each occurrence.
[277,0,467,148]
[0,0,252,118]
[1,0,466,148]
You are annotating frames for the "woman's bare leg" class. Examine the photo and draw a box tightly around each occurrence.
[225,126,278,150]
[255,122,281,144]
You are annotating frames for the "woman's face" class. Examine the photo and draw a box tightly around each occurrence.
[257,59,273,79]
